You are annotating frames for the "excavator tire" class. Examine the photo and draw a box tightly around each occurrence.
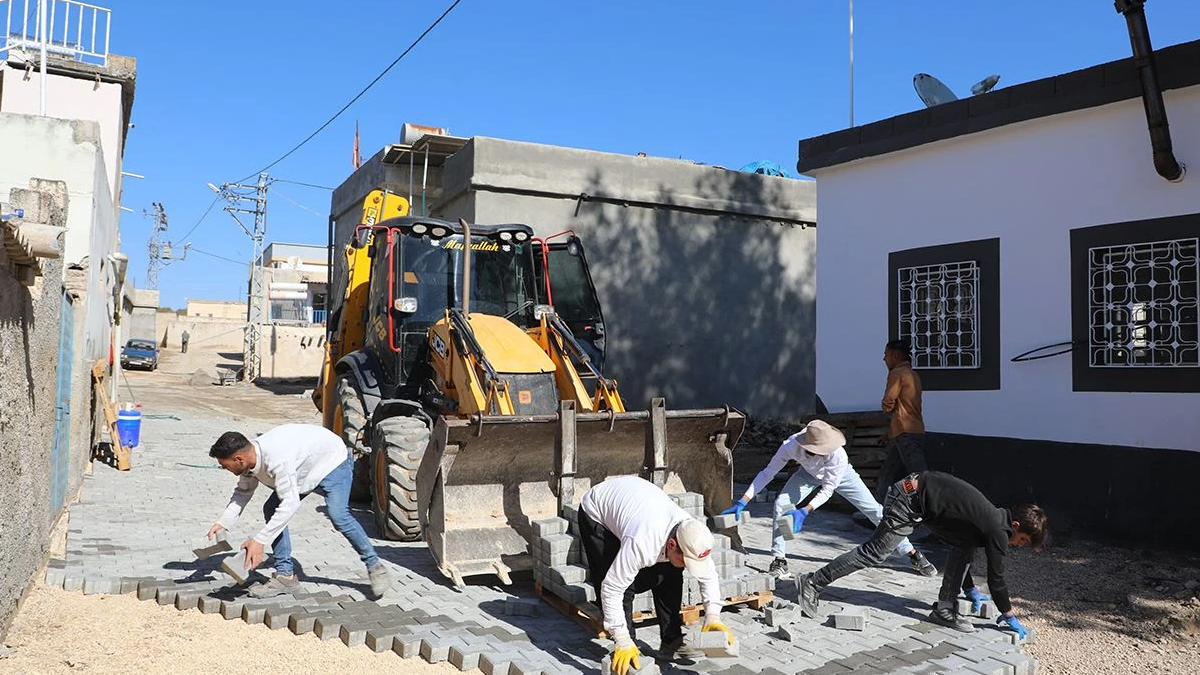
[370,415,429,541]
[336,375,372,502]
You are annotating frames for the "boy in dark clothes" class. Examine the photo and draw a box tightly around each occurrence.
[796,471,1046,638]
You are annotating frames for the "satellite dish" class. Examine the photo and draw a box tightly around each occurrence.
[971,74,1001,96]
[913,73,958,107]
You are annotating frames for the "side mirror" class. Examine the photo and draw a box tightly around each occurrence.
[393,297,418,314]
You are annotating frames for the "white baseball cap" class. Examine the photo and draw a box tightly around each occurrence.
[674,519,716,577]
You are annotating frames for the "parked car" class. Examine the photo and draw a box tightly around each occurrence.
[120,338,159,371]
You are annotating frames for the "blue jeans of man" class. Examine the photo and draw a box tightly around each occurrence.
[263,455,380,576]
[773,466,916,558]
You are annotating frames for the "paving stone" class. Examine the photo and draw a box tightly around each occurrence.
[196,595,223,614]
[532,517,570,537]
[340,622,377,647]
[43,568,66,587]
[764,604,798,627]
[392,633,425,659]
[712,513,740,530]
[220,557,249,584]
[698,630,739,658]
[83,577,121,595]
[505,597,541,617]
[263,606,297,629]
[364,624,406,652]
[62,575,84,592]
[479,653,512,675]
[420,636,456,663]
[191,534,232,559]
[965,658,1017,675]
[449,645,485,671]
[220,599,250,620]
[313,615,345,641]
[173,594,200,611]
[601,655,660,675]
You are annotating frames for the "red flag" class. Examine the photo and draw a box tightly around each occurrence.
[353,121,362,170]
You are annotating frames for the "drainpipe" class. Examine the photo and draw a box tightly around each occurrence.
[1115,0,1186,182]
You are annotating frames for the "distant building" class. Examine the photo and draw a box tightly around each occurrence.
[185,299,245,320]
[256,241,330,325]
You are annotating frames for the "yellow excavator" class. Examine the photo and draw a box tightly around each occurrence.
[313,188,744,586]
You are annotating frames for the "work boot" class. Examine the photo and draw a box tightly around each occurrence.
[248,573,299,599]
[654,635,705,662]
[927,605,976,633]
[368,564,390,600]
[908,550,938,577]
[768,557,788,576]
[796,573,820,618]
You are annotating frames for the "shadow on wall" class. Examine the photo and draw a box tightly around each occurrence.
[573,169,816,420]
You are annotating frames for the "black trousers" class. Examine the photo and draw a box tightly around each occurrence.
[876,433,928,503]
[577,509,684,642]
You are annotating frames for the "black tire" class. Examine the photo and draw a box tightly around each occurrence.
[335,374,372,502]
[371,415,429,541]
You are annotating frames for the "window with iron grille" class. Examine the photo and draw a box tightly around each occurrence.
[1072,214,1200,392]
[897,260,981,370]
[889,238,999,391]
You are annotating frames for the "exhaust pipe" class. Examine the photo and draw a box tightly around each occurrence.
[1115,0,1185,182]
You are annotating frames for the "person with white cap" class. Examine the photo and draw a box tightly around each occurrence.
[720,419,937,578]
[578,475,734,675]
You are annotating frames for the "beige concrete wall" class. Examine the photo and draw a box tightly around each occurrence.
[262,324,326,380]
[186,299,245,320]
[155,316,245,351]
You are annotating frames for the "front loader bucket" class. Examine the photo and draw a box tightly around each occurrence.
[416,398,744,586]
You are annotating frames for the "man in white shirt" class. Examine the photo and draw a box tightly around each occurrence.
[205,424,390,600]
[721,419,937,578]
[579,476,735,675]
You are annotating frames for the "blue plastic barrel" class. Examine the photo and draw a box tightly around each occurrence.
[116,409,142,448]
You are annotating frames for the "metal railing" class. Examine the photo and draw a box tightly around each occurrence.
[312,309,328,325]
[2,0,111,67]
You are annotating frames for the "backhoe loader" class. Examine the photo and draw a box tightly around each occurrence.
[314,188,745,585]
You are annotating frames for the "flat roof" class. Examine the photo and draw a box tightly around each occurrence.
[796,39,1200,174]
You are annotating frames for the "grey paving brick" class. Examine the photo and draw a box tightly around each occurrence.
[220,599,250,620]
[314,615,345,640]
[263,606,297,629]
[392,634,425,659]
[531,517,569,537]
[505,598,540,617]
[191,535,233,559]
[712,513,739,530]
[196,596,223,614]
[448,645,485,671]
[364,625,405,652]
[62,575,84,592]
[601,655,660,675]
[44,569,66,587]
[479,653,512,675]
[419,636,456,663]
[833,609,867,631]
[698,630,739,658]
[965,658,1016,675]
[173,594,199,611]
[220,557,249,584]
[83,577,121,595]
[340,622,377,648]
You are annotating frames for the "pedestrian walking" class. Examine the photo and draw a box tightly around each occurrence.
[876,338,926,502]
[579,475,735,674]
[206,424,389,600]
[721,419,937,578]
[796,471,1046,639]
[180,329,190,354]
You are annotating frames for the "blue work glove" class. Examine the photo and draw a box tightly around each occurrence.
[785,508,808,533]
[997,614,1027,639]
[966,587,990,613]
[720,498,748,518]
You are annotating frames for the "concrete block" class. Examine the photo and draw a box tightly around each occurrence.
[505,597,540,617]
[544,564,587,585]
[991,651,1036,675]
[62,575,84,592]
[197,596,223,614]
[392,635,424,659]
[136,580,162,601]
[711,533,732,549]
[219,600,249,620]
[778,623,803,642]
[566,582,596,604]
[833,609,867,631]
[242,603,273,624]
[314,615,344,641]
[979,601,998,620]
[119,577,150,594]
[776,514,796,540]
[263,606,296,629]
[173,594,200,611]
[600,654,660,675]
[191,535,233,559]
[155,588,179,606]
[340,623,373,648]
[83,577,121,595]
[220,557,249,584]
[44,569,66,587]
[531,517,570,537]
[448,645,484,671]
[365,626,404,653]
[712,513,739,530]
[964,658,1016,675]
[764,604,798,627]
[479,653,511,675]
[697,630,739,658]
[419,637,452,663]
[1003,625,1037,646]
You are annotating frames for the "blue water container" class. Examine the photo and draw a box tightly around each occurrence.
[116,409,142,448]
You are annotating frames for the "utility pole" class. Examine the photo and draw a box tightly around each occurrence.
[209,173,269,383]
[146,202,168,289]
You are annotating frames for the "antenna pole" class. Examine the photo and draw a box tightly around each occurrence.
[848,0,855,128]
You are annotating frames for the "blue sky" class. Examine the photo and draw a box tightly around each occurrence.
[108,1,1200,309]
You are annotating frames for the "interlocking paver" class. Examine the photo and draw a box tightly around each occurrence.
[52,407,1038,675]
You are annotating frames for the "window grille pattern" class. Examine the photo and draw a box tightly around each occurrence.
[1088,238,1199,368]
[897,261,980,369]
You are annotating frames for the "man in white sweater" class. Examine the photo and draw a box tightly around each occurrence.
[721,419,937,578]
[206,424,389,600]
[579,476,735,675]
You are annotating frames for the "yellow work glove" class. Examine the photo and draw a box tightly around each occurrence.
[702,620,735,645]
[610,643,641,675]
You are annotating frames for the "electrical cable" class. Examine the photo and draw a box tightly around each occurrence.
[232,0,464,183]
[271,178,334,191]
[189,248,247,265]
[173,195,221,244]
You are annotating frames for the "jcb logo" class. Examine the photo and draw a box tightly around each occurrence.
[431,333,448,359]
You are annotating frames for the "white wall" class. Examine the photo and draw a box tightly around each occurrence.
[0,65,125,200]
[814,85,1200,452]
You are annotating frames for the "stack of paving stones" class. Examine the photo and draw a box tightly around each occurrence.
[42,405,1040,675]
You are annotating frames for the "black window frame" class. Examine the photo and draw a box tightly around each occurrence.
[1070,213,1200,393]
[888,238,1001,391]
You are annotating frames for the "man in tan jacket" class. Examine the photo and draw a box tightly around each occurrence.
[875,339,927,502]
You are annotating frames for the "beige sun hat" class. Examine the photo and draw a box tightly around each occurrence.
[796,419,846,456]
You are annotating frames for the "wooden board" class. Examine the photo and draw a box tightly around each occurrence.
[536,581,771,639]
[91,359,132,471]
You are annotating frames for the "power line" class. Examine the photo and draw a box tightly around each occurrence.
[272,178,335,190]
[189,246,246,264]
[174,195,220,244]
[272,188,325,218]
[232,0,464,184]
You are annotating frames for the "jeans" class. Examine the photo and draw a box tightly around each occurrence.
[811,475,974,602]
[875,433,928,503]
[577,509,684,643]
[772,467,915,558]
[263,455,380,576]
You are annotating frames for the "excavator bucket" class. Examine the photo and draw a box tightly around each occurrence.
[416,399,744,586]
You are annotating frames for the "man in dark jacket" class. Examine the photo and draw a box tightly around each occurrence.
[796,471,1046,638]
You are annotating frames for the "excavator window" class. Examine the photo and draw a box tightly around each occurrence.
[534,239,607,370]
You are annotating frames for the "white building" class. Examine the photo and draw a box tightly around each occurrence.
[257,241,329,325]
[797,36,1199,547]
